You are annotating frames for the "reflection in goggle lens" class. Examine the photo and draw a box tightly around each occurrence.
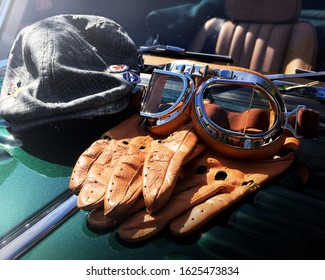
[202,84,274,135]
[141,72,187,115]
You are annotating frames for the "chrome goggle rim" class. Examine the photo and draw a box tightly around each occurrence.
[194,71,287,149]
[140,69,194,127]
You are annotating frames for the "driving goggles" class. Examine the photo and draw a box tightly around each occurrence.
[140,61,315,159]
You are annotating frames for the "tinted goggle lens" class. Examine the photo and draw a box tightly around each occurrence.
[198,83,277,137]
[140,70,190,116]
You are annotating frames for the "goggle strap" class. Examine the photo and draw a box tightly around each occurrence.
[295,107,320,138]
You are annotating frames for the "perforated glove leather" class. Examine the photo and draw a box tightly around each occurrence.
[118,137,299,242]
[69,115,200,227]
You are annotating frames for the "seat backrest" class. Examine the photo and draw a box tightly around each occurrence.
[191,0,317,74]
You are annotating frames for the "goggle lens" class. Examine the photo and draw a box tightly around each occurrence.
[141,71,189,116]
[201,84,275,136]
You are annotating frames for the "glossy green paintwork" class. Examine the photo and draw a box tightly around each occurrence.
[0,127,71,237]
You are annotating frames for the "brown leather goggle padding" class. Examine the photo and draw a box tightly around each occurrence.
[204,103,271,133]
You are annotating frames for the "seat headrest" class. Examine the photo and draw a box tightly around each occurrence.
[224,0,301,23]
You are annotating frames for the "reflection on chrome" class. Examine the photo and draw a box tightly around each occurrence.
[0,129,22,147]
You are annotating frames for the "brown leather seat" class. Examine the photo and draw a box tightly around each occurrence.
[189,0,317,74]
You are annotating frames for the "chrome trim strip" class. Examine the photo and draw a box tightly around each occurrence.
[0,59,8,69]
[0,59,7,77]
[267,71,325,80]
[0,0,11,31]
[0,193,78,260]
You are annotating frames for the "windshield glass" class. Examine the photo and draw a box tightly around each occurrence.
[0,0,198,60]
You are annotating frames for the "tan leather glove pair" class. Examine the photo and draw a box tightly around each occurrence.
[69,114,201,226]
[69,114,298,242]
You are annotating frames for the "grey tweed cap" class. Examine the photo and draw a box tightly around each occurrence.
[0,14,140,131]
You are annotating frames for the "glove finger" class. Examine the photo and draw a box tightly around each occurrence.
[77,181,108,211]
[142,123,198,214]
[170,185,251,236]
[88,197,145,229]
[77,137,150,210]
[185,141,206,163]
[69,139,109,193]
[103,145,147,217]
